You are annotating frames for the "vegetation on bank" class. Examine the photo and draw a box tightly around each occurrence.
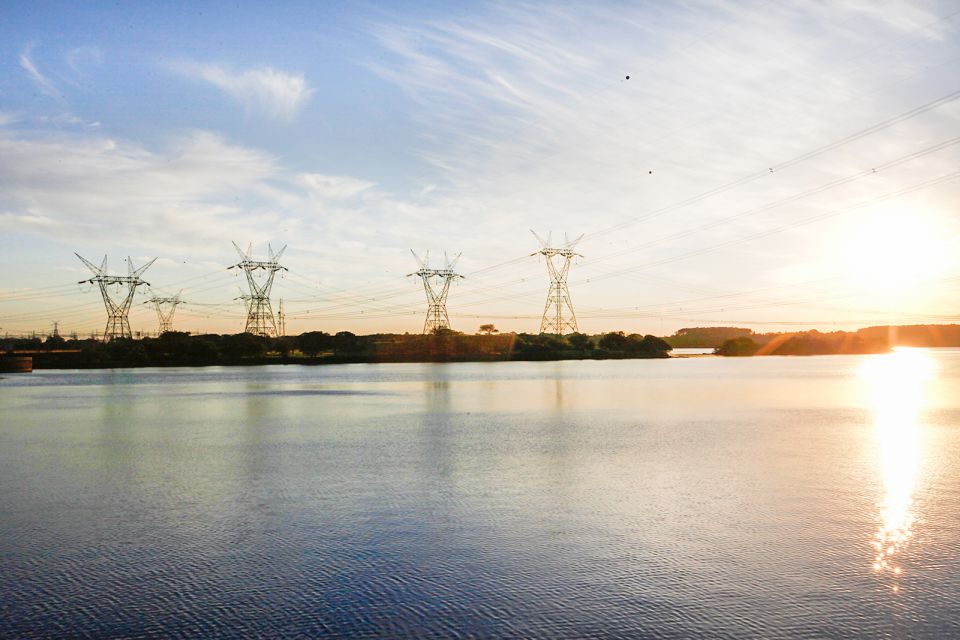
[712,324,960,356]
[664,324,960,354]
[7,323,958,368]
[1,329,673,369]
[511,331,671,360]
[714,330,889,356]
[666,327,754,348]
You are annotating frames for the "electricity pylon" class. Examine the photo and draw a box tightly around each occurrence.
[76,253,156,341]
[229,242,287,337]
[144,289,183,334]
[409,250,463,334]
[531,231,582,335]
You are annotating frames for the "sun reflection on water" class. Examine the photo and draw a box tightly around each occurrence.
[860,348,933,590]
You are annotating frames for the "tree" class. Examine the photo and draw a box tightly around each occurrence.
[598,331,629,351]
[297,331,331,357]
[566,332,591,350]
[513,332,564,359]
[155,331,191,358]
[43,334,66,349]
[333,331,358,354]
[668,327,753,348]
[222,332,267,359]
[273,336,295,358]
[715,336,759,356]
[637,334,672,354]
[597,332,670,358]
[187,336,220,362]
[478,324,498,335]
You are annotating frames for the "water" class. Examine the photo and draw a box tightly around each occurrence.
[667,347,715,355]
[2,351,960,638]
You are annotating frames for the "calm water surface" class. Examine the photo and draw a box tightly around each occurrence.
[2,351,960,638]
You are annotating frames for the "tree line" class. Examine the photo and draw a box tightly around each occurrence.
[2,329,673,369]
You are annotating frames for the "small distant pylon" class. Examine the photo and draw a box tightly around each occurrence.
[409,250,463,334]
[144,289,183,334]
[531,231,582,335]
[229,242,287,337]
[278,298,286,337]
[76,253,156,341]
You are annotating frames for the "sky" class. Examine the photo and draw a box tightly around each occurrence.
[1,0,959,337]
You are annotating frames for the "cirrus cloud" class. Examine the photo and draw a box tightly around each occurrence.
[172,60,314,122]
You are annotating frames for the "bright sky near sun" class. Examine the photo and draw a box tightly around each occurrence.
[1,0,959,337]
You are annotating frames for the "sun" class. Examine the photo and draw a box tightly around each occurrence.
[841,208,950,295]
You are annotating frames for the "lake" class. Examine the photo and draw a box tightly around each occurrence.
[2,351,959,638]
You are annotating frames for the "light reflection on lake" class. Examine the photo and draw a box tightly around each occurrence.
[862,349,933,591]
[1,352,960,638]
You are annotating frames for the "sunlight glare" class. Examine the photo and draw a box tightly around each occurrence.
[860,348,933,589]
[842,208,949,295]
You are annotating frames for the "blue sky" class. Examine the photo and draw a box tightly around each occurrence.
[2,1,960,336]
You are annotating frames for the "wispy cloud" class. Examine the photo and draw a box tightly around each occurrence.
[0,130,279,250]
[66,45,104,76]
[356,1,960,327]
[0,128,436,268]
[34,112,101,128]
[298,174,375,199]
[19,43,64,102]
[369,2,959,245]
[172,61,314,122]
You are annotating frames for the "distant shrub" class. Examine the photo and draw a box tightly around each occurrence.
[715,336,759,356]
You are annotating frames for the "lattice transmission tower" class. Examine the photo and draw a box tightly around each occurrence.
[229,242,287,337]
[76,253,156,341]
[531,231,583,335]
[144,290,183,334]
[409,250,463,334]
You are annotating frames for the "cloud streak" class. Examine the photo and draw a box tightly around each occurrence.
[0,127,442,279]
[0,130,278,250]
[19,43,63,102]
[370,3,959,242]
[66,46,104,76]
[173,61,314,122]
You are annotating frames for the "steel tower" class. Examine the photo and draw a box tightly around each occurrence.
[76,253,156,341]
[229,242,287,337]
[409,250,463,334]
[144,290,183,334]
[532,231,582,335]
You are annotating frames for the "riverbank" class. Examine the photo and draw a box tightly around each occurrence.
[5,331,674,370]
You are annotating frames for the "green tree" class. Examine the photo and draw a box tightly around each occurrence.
[297,331,331,357]
[566,332,591,350]
[715,336,759,356]
[333,331,358,354]
[598,331,629,352]
[222,332,267,359]
[637,334,672,354]
[188,336,220,362]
